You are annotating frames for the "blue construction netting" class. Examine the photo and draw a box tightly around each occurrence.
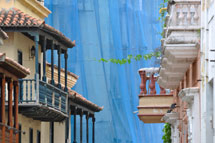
[45,0,164,142]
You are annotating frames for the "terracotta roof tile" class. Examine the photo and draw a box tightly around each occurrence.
[68,89,103,112]
[0,8,75,47]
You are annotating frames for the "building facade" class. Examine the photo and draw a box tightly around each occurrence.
[0,0,102,143]
[136,0,215,143]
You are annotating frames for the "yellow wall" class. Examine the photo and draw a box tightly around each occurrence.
[0,0,51,20]
[0,32,42,80]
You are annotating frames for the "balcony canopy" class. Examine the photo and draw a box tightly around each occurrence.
[0,8,75,48]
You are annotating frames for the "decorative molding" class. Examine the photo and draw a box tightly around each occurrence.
[162,112,179,125]
[178,87,199,105]
[139,67,159,75]
[158,44,198,89]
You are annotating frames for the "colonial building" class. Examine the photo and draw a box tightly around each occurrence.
[0,0,102,143]
[136,0,208,143]
[0,29,30,143]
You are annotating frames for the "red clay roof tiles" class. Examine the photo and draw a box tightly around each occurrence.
[69,89,103,112]
[0,8,75,47]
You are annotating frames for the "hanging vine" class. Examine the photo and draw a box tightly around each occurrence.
[162,123,171,143]
[98,52,161,65]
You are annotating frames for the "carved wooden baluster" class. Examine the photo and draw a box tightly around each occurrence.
[139,70,147,94]
[149,73,156,94]
[159,85,166,94]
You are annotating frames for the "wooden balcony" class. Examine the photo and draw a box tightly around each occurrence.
[137,68,173,123]
[18,79,68,122]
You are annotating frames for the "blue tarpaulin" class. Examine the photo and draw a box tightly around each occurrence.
[45,0,164,142]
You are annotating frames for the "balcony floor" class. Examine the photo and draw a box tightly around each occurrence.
[18,103,68,122]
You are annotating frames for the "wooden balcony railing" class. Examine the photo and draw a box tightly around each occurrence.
[19,79,67,113]
[17,79,68,121]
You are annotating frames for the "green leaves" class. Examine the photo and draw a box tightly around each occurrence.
[162,123,171,143]
[97,52,161,65]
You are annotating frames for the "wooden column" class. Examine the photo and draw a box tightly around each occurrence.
[57,47,61,89]
[34,35,39,76]
[34,35,39,103]
[86,113,89,143]
[92,116,95,143]
[51,41,54,85]
[64,51,68,92]
[14,81,19,143]
[80,110,83,143]
[1,76,6,143]
[73,107,77,143]
[42,37,47,82]
[8,79,13,143]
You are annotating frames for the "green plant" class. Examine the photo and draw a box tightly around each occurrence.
[162,123,171,143]
[98,52,161,65]
[158,0,168,37]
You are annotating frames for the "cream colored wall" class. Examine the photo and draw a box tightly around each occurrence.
[41,121,66,143]
[18,114,41,143]
[5,111,41,143]
[41,122,50,143]
[0,32,42,80]
[54,121,66,143]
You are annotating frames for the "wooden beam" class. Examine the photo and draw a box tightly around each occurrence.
[73,107,77,143]
[86,113,89,143]
[51,40,55,85]
[57,47,61,89]
[14,81,19,143]
[64,51,68,92]
[0,67,18,80]
[42,37,47,82]
[8,79,13,143]
[80,110,83,143]
[1,76,6,143]
[92,116,95,143]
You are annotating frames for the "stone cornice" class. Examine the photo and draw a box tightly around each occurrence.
[139,67,159,75]
[178,87,199,105]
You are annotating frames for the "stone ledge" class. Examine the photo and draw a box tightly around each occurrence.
[178,87,199,104]
[162,112,179,124]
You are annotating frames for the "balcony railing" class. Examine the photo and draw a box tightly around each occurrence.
[138,68,173,123]
[139,68,167,95]
[18,79,68,121]
[164,0,201,38]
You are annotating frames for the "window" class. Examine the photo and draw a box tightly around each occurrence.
[29,128,33,143]
[18,50,23,65]
[50,122,54,143]
[37,130,41,143]
[19,124,22,143]
[38,63,41,80]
